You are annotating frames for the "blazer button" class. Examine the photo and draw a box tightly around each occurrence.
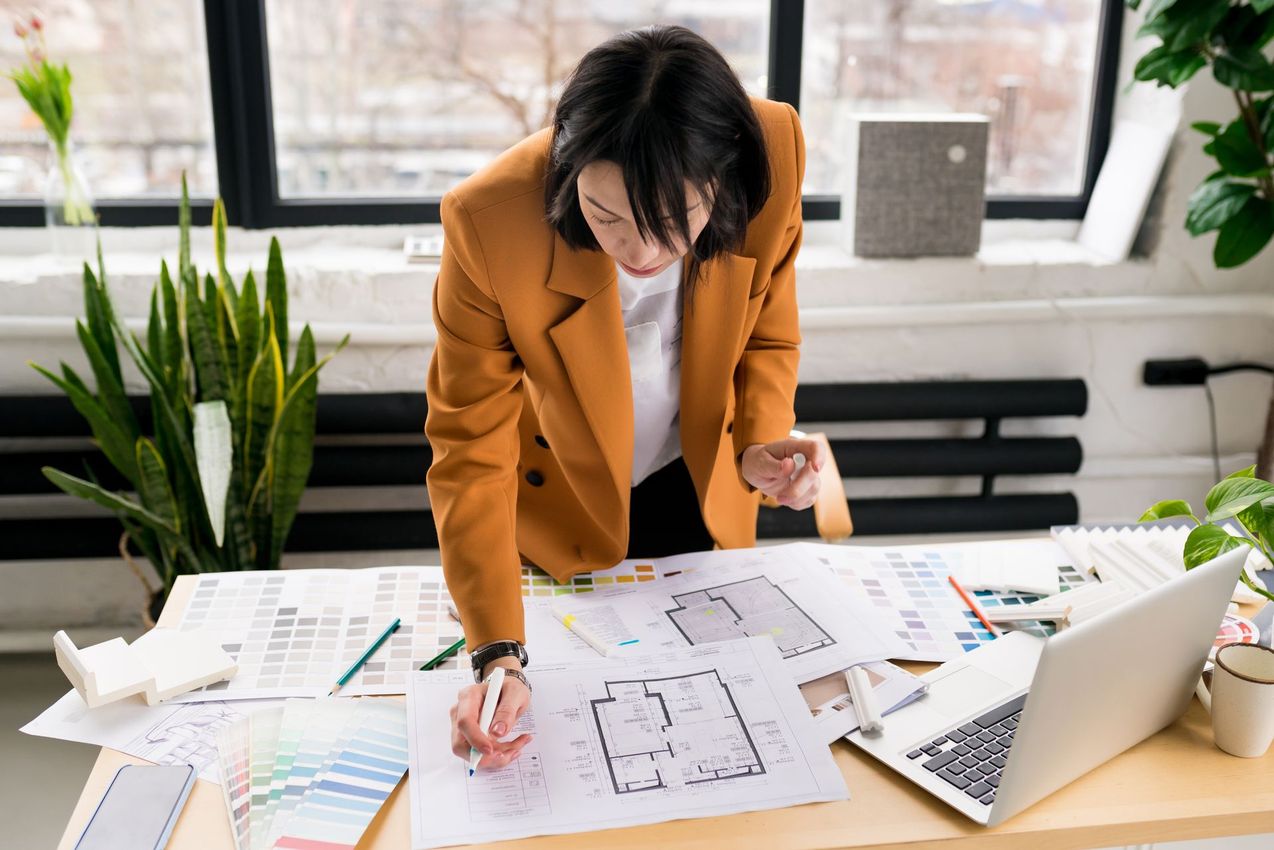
[525,470,545,487]
[534,434,549,449]
[726,422,733,434]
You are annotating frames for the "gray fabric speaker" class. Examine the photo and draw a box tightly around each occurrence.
[840,114,989,258]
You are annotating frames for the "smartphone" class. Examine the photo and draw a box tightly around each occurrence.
[73,764,195,850]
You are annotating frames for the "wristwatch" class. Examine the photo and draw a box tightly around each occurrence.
[470,640,529,682]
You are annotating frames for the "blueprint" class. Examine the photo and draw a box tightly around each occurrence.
[550,547,911,682]
[405,638,847,849]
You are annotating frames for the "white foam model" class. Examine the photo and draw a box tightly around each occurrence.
[53,628,237,708]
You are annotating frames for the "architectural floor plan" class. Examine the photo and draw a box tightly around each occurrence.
[591,671,764,794]
[665,576,834,658]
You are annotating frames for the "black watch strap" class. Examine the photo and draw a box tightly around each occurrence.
[470,641,528,681]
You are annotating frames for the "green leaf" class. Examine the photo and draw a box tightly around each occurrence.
[178,173,191,284]
[1209,120,1271,177]
[1214,196,1274,267]
[1204,476,1274,521]
[81,264,121,382]
[1137,0,1228,52]
[265,238,289,369]
[1256,0,1274,14]
[1216,5,1274,51]
[1139,0,1184,23]
[1185,178,1256,235]
[1138,499,1196,522]
[74,319,140,448]
[1183,524,1252,568]
[42,467,178,537]
[243,325,283,509]
[29,361,140,486]
[1237,496,1274,548]
[1190,121,1222,135]
[1214,46,1274,91]
[236,270,260,391]
[159,261,185,397]
[268,326,318,569]
[184,271,229,401]
[1225,464,1257,479]
[146,289,164,374]
[135,437,179,532]
[1134,44,1207,87]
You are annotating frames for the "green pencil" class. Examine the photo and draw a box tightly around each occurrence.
[420,637,466,671]
[328,617,400,695]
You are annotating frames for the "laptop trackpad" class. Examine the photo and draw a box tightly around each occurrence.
[924,666,1019,720]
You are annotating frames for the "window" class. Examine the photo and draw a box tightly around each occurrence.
[264,0,769,199]
[0,0,1120,227]
[800,0,1105,200]
[0,0,217,201]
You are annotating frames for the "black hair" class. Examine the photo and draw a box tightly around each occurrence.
[544,24,772,296]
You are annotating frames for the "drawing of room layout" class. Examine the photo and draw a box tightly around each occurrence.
[664,577,834,658]
[590,671,765,795]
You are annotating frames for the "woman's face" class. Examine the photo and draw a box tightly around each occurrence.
[576,160,713,278]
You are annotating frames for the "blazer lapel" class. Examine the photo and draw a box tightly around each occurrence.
[680,250,758,491]
[546,234,632,533]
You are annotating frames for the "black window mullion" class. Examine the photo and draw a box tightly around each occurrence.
[768,0,803,111]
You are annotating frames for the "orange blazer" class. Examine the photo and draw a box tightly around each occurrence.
[425,95,805,649]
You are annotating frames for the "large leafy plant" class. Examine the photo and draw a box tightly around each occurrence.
[30,177,347,598]
[1127,0,1274,267]
[1140,464,1274,602]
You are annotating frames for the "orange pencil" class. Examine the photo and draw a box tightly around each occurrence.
[947,574,1002,638]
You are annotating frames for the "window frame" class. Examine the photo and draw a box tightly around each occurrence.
[0,0,1122,228]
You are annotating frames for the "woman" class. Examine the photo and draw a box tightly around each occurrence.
[426,24,825,770]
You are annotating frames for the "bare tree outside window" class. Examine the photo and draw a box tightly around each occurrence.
[801,0,1101,198]
[265,0,769,198]
[0,0,217,198]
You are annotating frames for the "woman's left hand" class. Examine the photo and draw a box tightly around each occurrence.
[740,437,828,510]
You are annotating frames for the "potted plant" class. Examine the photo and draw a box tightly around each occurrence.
[1139,464,1274,602]
[30,176,348,622]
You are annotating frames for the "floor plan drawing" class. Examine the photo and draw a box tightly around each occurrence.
[590,670,764,795]
[664,576,835,659]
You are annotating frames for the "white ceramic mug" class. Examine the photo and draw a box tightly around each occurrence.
[1197,642,1274,758]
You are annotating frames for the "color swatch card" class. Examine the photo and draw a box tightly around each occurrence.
[176,567,465,700]
[800,542,1002,662]
[215,698,408,850]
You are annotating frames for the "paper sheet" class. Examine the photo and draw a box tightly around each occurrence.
[19,689,283,783]
[549,545,910,681]
[406,638,847,849]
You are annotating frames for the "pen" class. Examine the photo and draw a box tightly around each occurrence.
[420,637,466,671]
[328,617,400,695]
[846,665,883,734]
[469,666,505,776]
[947,575,1002,637]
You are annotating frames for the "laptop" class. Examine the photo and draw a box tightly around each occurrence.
[845,547,1248,826]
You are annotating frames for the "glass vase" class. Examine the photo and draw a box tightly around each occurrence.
[44,139,97,258]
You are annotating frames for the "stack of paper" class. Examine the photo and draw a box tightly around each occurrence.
[215,698,408,850]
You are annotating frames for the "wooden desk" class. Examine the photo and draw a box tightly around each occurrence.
[59,572,1274,850]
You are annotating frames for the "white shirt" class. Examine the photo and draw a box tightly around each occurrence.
[616,258,684,487]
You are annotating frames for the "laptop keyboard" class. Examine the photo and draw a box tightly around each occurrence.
[904,693,1027,807]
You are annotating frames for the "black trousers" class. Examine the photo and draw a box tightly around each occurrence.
[625,455,715,558]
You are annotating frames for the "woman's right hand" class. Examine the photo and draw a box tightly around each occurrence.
[449,663,533,771]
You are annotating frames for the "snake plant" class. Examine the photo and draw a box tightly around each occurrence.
[30,175,348,598]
